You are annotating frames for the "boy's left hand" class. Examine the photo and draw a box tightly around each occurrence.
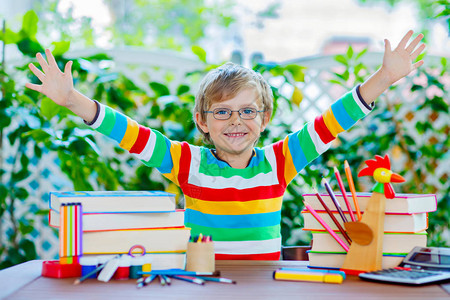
[382,30,425,85]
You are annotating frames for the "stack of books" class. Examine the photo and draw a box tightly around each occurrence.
[49,191,190,270]
[301,192,437,269]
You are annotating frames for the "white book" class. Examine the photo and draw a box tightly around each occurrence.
[49,209,185,231]
[49,190,176,213]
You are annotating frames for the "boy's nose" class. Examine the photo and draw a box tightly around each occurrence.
[229,111,242,124]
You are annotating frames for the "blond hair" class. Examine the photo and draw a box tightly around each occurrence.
[194,62,273,144]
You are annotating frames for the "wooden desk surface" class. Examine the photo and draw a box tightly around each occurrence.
[1,260,449,300]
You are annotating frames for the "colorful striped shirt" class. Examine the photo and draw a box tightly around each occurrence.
[88,86,372,260]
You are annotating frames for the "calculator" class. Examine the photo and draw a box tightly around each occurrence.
[359,246,450,285]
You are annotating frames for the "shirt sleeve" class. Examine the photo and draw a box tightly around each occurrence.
[87,101,182,185]
[281,85,372,184]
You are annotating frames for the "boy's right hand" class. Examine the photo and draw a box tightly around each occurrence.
[26,49,74,108]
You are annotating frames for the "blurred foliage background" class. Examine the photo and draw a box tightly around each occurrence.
[0,0,448,268]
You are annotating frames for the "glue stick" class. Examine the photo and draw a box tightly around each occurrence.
[141,255,153,277]
[79,256,98,279]
[129,256,145,279]
[113,255,131,280]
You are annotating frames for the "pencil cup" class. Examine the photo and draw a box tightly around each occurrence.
[186,242,215,272]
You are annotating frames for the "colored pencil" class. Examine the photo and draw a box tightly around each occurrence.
[333,166,356,222]
[321,178,348,223]
[313,187,351,244]
[158,274,167,286]
[303,201,349,252]
[137,274,157,288]
[162,274,171,285]
[344,160,362,221]
[59,203,65,259]
[194,276,236,284]
[139,269,220,276]
[170,275,205,285]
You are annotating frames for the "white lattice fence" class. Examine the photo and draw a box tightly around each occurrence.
[2,51,448,260]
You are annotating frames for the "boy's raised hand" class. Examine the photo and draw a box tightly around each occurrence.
[382,30,425,85]
[26,49,74,108]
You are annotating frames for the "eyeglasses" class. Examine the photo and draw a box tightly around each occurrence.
[203,107,265,120]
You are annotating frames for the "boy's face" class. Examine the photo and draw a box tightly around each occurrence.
[195,88,270,165]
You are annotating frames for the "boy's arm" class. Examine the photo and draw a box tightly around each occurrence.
[25,49,97,123]
[359,30,425,105]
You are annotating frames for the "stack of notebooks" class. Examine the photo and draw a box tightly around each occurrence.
[301,192,437,269]
[49,191,190,270]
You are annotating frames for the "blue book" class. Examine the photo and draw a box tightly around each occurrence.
[49,191,176,213]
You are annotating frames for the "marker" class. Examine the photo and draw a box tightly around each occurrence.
[273,269,344,284]
[280,268,346,279]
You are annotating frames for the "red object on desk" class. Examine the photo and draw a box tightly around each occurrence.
[41,260,82,278]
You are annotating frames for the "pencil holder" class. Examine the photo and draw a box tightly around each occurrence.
[186,241,215,272]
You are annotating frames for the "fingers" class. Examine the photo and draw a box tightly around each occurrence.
[406,33,424,53]
[412,60,424,70]
[384,39,391,53]
[25,82,42,92]
[64,60,73,75]
[45,48,59,69]
[36,52,49,73]
[396,30,414,50]
[411,43,426,61]
[28,63,46,82]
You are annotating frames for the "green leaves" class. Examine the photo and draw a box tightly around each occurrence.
[191,45,207,63]
[21,11,38,39]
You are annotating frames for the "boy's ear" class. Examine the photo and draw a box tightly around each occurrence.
[260,110,271,132]
[195,112,209,133]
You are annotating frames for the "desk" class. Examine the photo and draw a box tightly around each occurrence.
[0,260,449,299]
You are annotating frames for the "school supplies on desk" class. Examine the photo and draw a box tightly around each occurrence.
[301,156,437,271]
[273,268,345,284]
[50,190,176,213]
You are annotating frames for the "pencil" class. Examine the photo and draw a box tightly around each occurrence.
[321,178,348,223]
[194,276,236,284]
[303,201,349,252]
[333,166,356,222]
[313,187,351,244]
[170,275,205,285]
[344,160,362,221]
[162,274,171,285]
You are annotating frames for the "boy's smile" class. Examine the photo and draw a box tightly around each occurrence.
[196,88,270,169]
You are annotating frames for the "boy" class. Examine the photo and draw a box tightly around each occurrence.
[26,31,425,260]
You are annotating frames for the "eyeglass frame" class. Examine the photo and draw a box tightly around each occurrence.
[203,107,266,120]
